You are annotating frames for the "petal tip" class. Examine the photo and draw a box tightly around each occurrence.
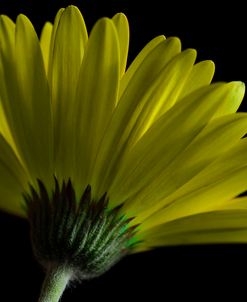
[228,81,245,93]
[166,36,181,50]
[113,12,128,20]
[65,4,83,15]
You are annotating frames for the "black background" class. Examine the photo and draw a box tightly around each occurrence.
[0,0,247,300]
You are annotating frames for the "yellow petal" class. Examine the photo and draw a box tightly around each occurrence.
[179,60,215,99]
[74,17,120,195]
[0,16,21,160]
[112,13,129,77]
[0,14,53,186]
[16,15,53,183]
[92,38,182,197]
[140,138,247,230]
[216,196,247,210]
[40,21,53,74]
[126,49,197,144]
[137,210,247,251]
[119,36,180,98]
[110,83,241,209]
[213,81,245,117]
[0,100,19,160]
[0,135,28,216]
[50,5,88,181]
[128,113,247,220]
[47,7,65,81]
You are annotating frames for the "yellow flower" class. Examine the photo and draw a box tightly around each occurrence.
[1,5,247,302]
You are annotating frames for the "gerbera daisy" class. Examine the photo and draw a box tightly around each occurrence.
[1,5,247,302]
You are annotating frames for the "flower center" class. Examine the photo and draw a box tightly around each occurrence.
[24,178,139,280]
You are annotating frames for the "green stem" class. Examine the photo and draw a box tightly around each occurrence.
[38,264,72,302]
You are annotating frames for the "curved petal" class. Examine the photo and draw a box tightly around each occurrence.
[47,7,65,81]
[0,16,21,161]
[112,13,129,77]
[92,38,184,197]
[0,14,53,186]
[119,36,180,98]
[50,5,88,181]
[123,113,247,220]
[124,49,197,144]
[179,60,215,99]
[74,17,120,195]
[109,83,243,208]
[216,196,247,210]
[136,210,247,251]
[213,81,245,117]
[140,138,247,230]
[0,135,28,216]
[0,99,17,151]
[40,21,53,74]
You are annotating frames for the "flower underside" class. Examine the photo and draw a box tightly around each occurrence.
[24,178,139,280]
[1,4,247,301]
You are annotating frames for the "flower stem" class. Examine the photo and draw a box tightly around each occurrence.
[38,264,72,302]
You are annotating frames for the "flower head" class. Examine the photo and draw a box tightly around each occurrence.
[1,5,247,301]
